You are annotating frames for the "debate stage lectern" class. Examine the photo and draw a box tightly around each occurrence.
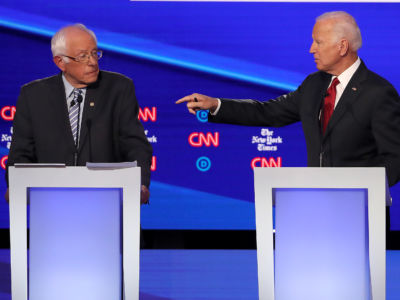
[254,167,390,300]
[9,165,141,300]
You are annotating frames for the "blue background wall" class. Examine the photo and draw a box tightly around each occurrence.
[1,1,399,230]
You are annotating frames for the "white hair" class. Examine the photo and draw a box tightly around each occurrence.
[51,24,97,60]
[317,11,362,52]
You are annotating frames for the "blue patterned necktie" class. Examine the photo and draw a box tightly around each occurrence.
[69,89,82,146]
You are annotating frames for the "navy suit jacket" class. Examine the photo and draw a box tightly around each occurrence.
[209,61,400,186]
[7,71,153,186]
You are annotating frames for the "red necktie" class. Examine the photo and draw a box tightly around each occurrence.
[322,77,340,133]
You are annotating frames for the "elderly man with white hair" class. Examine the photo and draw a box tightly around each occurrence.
[177,11,400,188]
[6,24,153,204]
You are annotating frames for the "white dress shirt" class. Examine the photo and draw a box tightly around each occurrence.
[329,57,361,108]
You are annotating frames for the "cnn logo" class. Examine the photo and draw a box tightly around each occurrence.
[188,132,219,147]
[251,157,282,169]
[0,156,7,170]
[1,106,16,121]
[138,107,157,122]
[151,156,156,171]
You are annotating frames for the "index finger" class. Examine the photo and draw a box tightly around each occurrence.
[176,95,195,104]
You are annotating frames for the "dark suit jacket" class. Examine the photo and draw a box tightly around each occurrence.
[209,61,400,186]
[7,71,153,186]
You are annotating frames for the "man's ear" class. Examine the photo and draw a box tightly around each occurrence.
[53,56,66,72]
[338,39,349,56]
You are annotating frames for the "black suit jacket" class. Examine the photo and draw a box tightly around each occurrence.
[209,61,400,186]
[7,71,153,186]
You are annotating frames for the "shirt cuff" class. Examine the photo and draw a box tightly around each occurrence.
[210,98,222,115]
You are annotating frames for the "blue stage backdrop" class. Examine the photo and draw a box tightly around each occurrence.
[0,1,399,230]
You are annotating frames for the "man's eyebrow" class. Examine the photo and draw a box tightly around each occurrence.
[75,48,98,52]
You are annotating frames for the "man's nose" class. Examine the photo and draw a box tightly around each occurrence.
[309,43,315,53]
[87,54,97,65]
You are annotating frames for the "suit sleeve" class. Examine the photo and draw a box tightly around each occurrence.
[117,79,153,187]
[371,85,400,186]
[208,81,305,127]
[6,86,37,185]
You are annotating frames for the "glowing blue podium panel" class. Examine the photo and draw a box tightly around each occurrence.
[8,166,141,300]
[274,188,369,300]
[254,168,388,300]
[29,188,122,300]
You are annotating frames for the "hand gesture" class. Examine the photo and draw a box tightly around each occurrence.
[176,93,219,115]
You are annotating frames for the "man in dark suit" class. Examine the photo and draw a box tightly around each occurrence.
[176,11,400,187]
[6,24,153,203]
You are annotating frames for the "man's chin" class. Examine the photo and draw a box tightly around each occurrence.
[314,63,322,71]
[85,72,99,84]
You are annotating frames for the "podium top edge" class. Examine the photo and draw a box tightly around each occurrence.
[11,162,138,169]
[253,167,386,170]
[14,163,66,168]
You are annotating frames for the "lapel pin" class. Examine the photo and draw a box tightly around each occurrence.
[90,102,95,107]
[352,87,357,91]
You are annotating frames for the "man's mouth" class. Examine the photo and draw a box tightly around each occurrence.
[86,69,98,75]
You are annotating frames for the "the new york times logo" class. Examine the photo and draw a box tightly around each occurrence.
[252,128,283,151]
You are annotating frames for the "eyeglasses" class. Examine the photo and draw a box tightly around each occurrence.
[62,50,103,63]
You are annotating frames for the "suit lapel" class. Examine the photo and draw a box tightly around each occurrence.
[78,74,101,152]
[323,61,368,140]
[313,73,332,122]
[50,73,77,149]
[308,72,331,144]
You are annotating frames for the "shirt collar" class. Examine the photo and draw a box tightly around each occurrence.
[62,74,87,99]
[335,57,361,89]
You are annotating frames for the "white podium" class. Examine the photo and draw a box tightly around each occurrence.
[9,165,141,300]
[254,167,390,300]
